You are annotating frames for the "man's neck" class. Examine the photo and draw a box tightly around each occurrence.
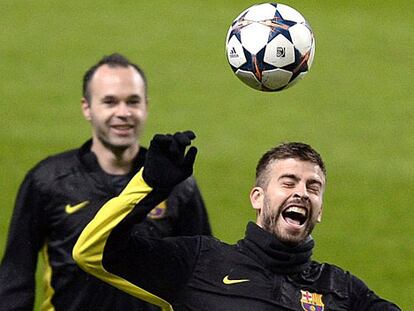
[91,140,139,175]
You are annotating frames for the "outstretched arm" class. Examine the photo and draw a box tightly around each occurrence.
[73,131,199,310]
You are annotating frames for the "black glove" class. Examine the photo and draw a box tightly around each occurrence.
[143,131,198,188]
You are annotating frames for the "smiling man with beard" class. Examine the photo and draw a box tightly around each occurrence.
[251,144,325,247]
[74,131,400,311]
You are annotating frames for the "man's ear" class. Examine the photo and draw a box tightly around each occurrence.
[250,187,264,212]
[317,205,323,223]
[81,98,91,121]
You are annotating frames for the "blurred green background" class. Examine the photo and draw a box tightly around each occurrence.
[0,0,412,309]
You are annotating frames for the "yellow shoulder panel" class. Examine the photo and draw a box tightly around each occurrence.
[73,169,173,311]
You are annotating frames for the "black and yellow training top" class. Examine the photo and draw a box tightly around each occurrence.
[73,169,400,311]
[0,140,211,311]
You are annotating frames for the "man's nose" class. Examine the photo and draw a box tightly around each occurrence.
[293,184,309,200]
[115,102,132,117]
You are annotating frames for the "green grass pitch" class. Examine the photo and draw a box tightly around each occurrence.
[0,1,413,309]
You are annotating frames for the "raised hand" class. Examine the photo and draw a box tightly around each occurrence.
[142,131,198,188]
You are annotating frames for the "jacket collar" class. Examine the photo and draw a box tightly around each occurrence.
[238,222,314,275]
[77,139,147,174]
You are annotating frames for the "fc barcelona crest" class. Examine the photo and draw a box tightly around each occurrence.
[300,290,324,311]
[147,200,167,219]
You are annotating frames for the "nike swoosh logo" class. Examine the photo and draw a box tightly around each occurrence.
[222,275,250,285]
[65,201,90,214]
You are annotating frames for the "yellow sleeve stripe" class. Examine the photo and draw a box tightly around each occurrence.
[73,169,173,311]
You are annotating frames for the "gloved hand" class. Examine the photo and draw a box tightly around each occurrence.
[143,131,198,188]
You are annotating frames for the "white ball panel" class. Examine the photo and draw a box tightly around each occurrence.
[235,69,262,90]
[264,35,295,67]
[245,3,277,21]
[276,4,305,23]
[289,24,312,55]
[240,23,271,55]
[226,35,247,68]
[285,71,307,89]
[262,69,292,90]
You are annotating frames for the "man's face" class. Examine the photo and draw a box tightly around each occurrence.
[82,65,148,151]
[250,158,325,245]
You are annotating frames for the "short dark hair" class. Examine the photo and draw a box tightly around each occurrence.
[255,142,326,188]
[82,53,148,102]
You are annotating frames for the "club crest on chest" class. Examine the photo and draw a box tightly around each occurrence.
[300,290,324,311]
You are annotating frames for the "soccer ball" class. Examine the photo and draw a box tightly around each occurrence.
[225,3,315,92]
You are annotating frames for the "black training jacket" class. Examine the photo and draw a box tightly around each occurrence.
[0,140,211,311]
[73,171,400,311]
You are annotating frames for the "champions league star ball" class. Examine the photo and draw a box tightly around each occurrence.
[225,3,315,92]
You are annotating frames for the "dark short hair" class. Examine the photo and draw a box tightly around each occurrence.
[82,53,148,102]
[255,142,326,187]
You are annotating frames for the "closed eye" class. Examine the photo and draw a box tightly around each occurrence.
[307,182,322,194]
[282,182,295,188]
[279,175,299,188]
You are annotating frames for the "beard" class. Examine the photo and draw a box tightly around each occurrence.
[260,196,282,236]
[260,195,317,246]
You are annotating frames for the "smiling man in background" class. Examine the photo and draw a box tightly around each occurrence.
[0,54,211,310]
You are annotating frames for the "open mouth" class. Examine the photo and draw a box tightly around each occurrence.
[282,205,307,226]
